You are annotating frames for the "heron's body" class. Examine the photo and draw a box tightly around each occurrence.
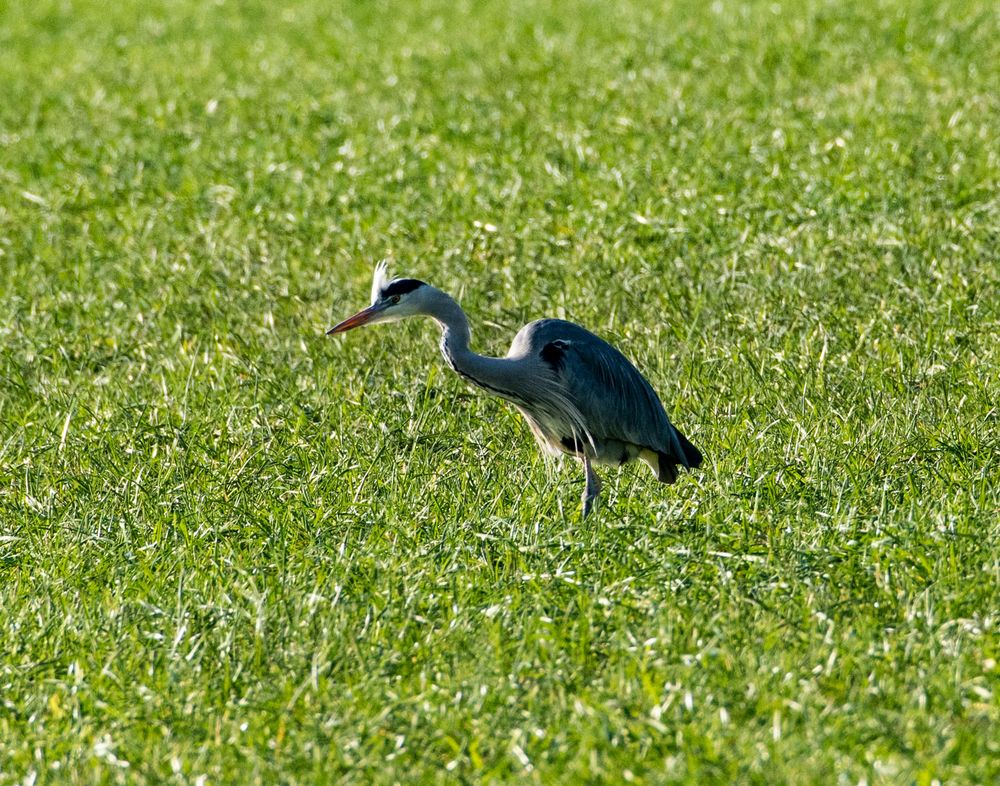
[464,319,698,480]
[329,264,702,515]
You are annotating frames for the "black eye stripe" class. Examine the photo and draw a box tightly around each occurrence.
[381,278,425,297]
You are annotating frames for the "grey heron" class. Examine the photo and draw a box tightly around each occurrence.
[328,262,702,516]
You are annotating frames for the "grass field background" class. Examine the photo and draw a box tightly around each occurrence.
[1,0,998,782]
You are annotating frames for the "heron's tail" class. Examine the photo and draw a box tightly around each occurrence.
[676,430,703,469]
[654,429,703,484]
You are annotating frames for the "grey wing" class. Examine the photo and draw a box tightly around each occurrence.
[528,320,689,466]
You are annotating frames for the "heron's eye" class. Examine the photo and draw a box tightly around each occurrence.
[390,295,401,304]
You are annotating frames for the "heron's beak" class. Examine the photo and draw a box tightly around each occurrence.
[326,304,382,335]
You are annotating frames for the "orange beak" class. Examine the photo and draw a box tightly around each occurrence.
[327,304,382,335]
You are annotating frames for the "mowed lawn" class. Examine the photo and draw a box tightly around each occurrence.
[1,0,998,783]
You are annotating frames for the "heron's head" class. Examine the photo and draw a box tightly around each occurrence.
[327,261,430,334]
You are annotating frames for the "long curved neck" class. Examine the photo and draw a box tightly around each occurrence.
[423,289,528,403]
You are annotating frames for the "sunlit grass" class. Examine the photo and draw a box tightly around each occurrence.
[1,0,998,783]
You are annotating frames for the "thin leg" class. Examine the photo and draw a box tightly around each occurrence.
[582,456,602,518]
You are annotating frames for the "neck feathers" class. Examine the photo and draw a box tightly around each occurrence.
[424,288,471,353]
[424,289,529,405]
[422,287,589,446]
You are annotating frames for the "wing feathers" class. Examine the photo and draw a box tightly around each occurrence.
[524,320,698,467]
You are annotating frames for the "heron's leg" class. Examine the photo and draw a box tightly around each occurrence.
[582,457,602,517]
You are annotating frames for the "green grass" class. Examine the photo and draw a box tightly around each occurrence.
[1,0,998,782]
